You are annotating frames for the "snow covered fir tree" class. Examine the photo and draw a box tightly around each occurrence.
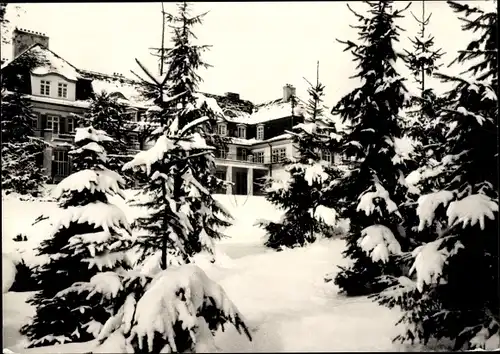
[1,89,47,196]
[1,43,49,197]
[20,126,134,347]
[330,1,416,296]
[161,1,232,256]
[127,1,231,267]
[82,91,136,186]
[373,1,499,350]
[259,67,342,250]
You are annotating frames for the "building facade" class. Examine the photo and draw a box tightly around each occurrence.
[1,29,337,195]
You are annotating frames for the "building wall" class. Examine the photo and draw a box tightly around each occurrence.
[31,73,77,101]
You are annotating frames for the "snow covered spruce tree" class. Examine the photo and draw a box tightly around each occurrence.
[373,1,499,350]
[1,89,48,196]
[161,1,232,252]
[83,91,136,186]
[330,1,415,296]
[20,126,134,348]
[259,68,342,250]
[1,48,49,196]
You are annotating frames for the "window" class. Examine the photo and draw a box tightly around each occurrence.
[31,115,38,129]
[237,125,246,139]
[256,125,264,140]
[125,109,138,122]
[217,146,227,159]
[217,123,227,136]
[255,151,265,163]
[57,83,68,98]
[272,148,287,163]
[322,149,332,163]
[53,150,70,177]
[40,80,51,96]
[46,116,60,133]
[67,117,74,133]
[130,135,140,149]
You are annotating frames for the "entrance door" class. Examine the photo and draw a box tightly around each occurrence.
[235,171,248,195]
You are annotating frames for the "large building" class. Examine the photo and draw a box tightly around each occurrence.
[1,28,337,195]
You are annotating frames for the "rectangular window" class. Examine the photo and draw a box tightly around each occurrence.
[217,123,227,136]
[237,125,246,139]
[241,148,247,161]
[53,150,70,177]
[40,80,51,96]
[255,151,265,163]
[130,135,140,149]
[57,83,68,98]
[31,115,38,129]
[67,117,74,133]
[46,116,60,134]
[272,148,287,163]
[256,125,264,140]
[322,149,332,163]
[216,146,227,159]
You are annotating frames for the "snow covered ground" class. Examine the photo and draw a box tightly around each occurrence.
[2,191,409,353]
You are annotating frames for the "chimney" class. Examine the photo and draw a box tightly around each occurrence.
[12,27,49,59]
[225,92,240,100]
[283,84,296,102]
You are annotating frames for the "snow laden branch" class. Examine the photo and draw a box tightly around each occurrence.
[357,225,402,263]
[416,190,455,231]
[52,169,127,200]
[356,176,402,219]
[410,193,498,292]
[447,194,498,231]
[409,238,464,292]
[92,265,252,353]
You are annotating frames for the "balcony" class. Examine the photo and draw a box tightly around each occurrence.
[36,130,75,143]
[53,133,75,143]
[214,152,287,166]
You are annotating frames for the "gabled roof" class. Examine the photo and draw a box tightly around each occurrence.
[1,43,81,82]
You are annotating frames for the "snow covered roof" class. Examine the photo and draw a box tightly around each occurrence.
[28,94,90,109]
[248,99,306,125]
[78,69,147,109]
[8,44,82,81]
[264,133,292,143]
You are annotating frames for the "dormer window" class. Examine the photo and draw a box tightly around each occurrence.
[217,123,227,136]
[256,125,264,140]
[40,80,51,96]
[58,83,68,98]
[237,125,246,139]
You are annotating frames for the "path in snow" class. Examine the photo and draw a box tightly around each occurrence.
[204,239,404,352]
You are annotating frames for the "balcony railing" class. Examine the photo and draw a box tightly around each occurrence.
[36,129,75,142]
[214,152,286,165]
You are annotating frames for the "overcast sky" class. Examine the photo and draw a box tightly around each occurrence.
[1,1,493,105]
